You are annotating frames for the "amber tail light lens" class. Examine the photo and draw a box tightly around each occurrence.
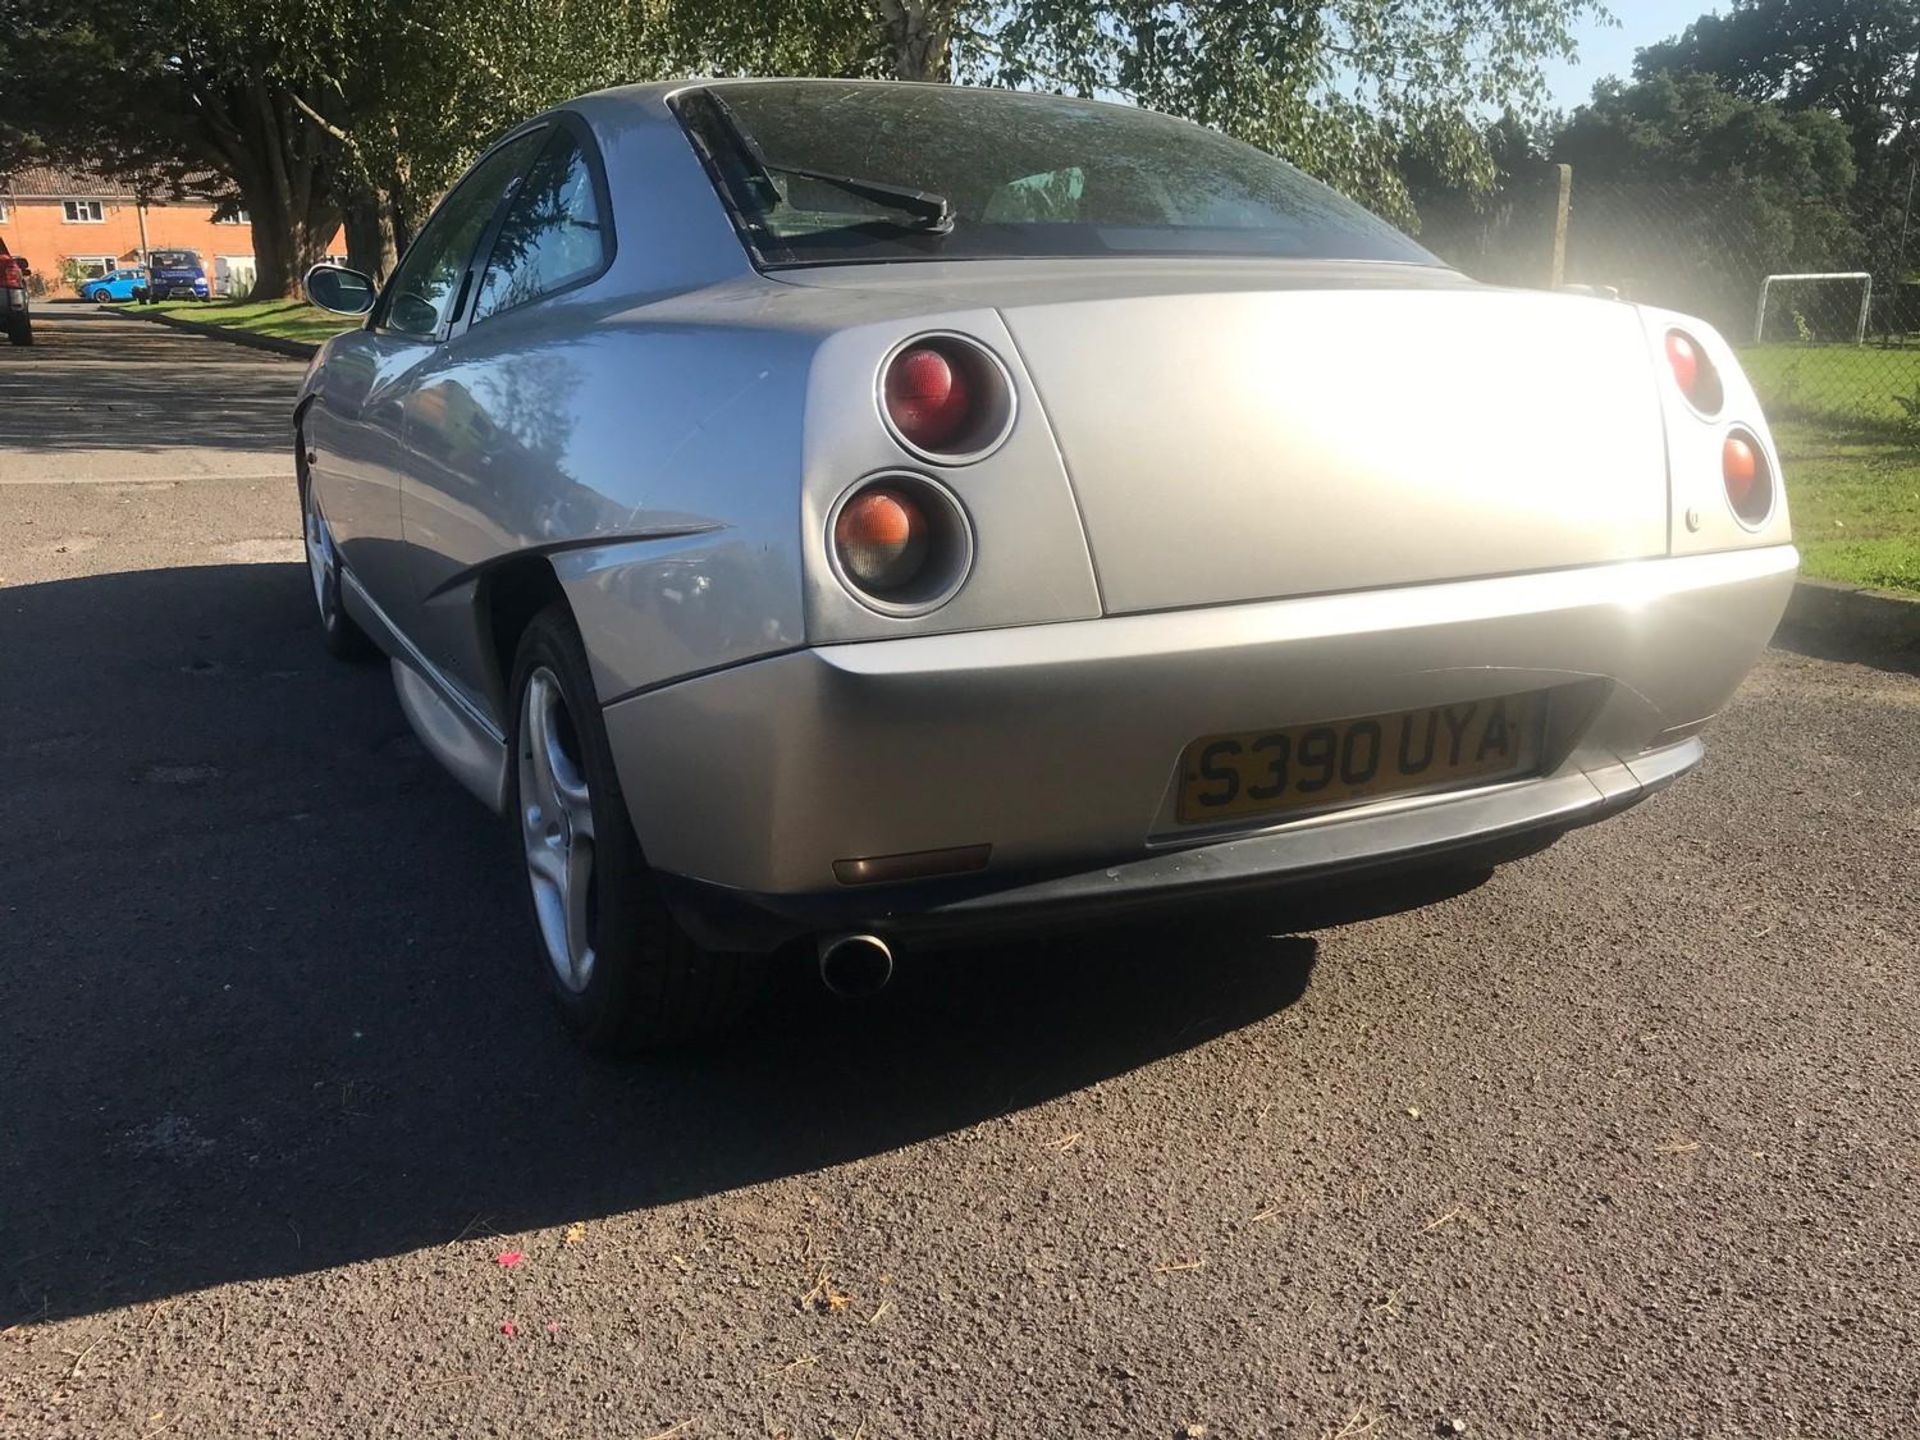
[830,475,973,614]
[834,485,930,593]
[1723,431,1773,525]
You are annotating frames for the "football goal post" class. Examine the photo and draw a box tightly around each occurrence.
[1753,272,1872,344]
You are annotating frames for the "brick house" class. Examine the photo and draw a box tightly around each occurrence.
[0,165,345,299]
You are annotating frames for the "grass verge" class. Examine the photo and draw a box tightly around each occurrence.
[1741,342,1920,433]
[1773,420,1920,595]
[141,298,357,346]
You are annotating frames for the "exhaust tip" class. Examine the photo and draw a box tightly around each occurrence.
[818,933,894,999]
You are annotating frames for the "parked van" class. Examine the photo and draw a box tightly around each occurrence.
[143,249,210,301]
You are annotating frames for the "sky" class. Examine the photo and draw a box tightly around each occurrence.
[1540,0,1709,112]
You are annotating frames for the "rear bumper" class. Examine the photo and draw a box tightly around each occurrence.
[657,736,1699,950]
[603,545,1796,948]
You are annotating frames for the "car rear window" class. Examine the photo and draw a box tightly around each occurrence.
[675,81,1434,270]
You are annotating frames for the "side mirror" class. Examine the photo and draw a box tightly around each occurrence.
[304,263,378,317]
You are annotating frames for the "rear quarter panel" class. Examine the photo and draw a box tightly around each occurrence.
[399,292,819,708]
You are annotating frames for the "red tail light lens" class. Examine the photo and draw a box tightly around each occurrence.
[1665,329,1722,413]
[879,336,1015,461]
[885,344,974,449]
[1665,332,1698,393]
[1723,431,1772,525]
[834,485,930,592]
[0,257,21,289]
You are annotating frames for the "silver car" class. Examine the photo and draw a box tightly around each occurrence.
[297,80,1796,1051]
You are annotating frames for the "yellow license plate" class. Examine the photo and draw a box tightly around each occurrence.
[1176,692,1546,826]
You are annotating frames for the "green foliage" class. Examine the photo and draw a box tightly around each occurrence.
[1890,377,1920,439]
[1,0,1606,284]
[1634,0,1920,289]
[1743,342,1920,432]
[1545,71,1858,331]
[661,0,1609,223]
[1773,417,1920,593]
[146,297,358,344]
[1636,0,1920,175]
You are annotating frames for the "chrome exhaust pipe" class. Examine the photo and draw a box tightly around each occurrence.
[817,933,894,999]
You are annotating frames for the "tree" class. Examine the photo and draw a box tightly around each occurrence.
[661,0,1609,222]
[1405,111,1565,285]
[3,0,1607,290]
[1636,0,1920,178]
[0,0,670,294]
[316,0,671,279]
[0,0,349,297]
[1550,71,1857,330]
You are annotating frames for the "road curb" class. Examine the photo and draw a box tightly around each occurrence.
[102,302,319,360]
[1775,576,1920,663]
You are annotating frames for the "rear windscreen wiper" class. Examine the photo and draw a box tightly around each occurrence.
[757,160,955,235]
[705,91,954,235]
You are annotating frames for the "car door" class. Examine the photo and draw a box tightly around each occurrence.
[396,117,615,712]
[303,128,547,631]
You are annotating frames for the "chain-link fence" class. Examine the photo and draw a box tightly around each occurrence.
[1419,169,1920,443]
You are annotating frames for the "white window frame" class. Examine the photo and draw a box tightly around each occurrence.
[63,199,107,224]
[0,199,11,223]
[70,255,116,281]
[213,207,250,225]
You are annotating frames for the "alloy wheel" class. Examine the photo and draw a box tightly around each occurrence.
[518,668,598,993]
[302,485,338,624]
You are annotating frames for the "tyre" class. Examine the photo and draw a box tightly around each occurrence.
[88,287,111,303]
[507,603,765,1052]
[299,465,373,660]
[6,317,29,347]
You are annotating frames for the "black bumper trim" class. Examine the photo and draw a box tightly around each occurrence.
[656,740,1702,953]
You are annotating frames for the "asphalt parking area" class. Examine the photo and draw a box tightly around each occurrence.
[3,307,1918,1438]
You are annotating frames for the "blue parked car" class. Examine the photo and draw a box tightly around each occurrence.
[143,249,210,301]
[81,267,148,303]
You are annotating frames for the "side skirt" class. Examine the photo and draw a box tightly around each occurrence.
[341,570,509,814]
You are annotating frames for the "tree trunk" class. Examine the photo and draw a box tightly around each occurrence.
[239,170,337,299]
[343,182,397,281]
[878,0,956,81]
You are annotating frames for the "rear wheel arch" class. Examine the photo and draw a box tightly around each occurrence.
[293,398,318,502]
[482,554,573,716]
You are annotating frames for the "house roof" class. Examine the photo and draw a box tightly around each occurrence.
[1,165,138,200]
[1,164,226,203]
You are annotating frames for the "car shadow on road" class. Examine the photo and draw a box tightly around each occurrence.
[0,561,1494,1326]
[0,307,301,455]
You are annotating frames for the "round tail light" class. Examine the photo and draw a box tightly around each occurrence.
[1723,430,1773,526]
[1665,329,1723,414]
[880,336,1015,461]
[834,486,930,593]
[886,346,973,449]
[830,475,973,614]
